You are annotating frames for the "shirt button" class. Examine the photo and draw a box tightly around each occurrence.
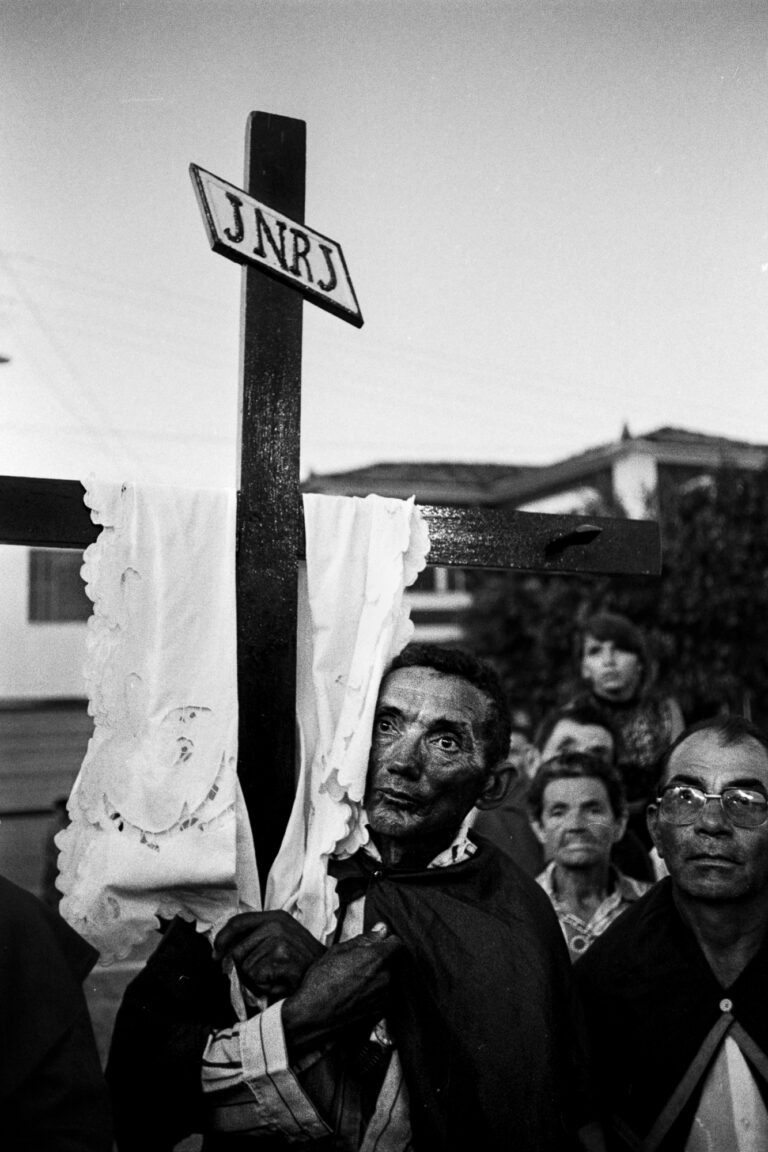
[720,998,733,1013]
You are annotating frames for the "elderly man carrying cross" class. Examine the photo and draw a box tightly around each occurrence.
[576,716,768,1150]
[107,643,598,1152]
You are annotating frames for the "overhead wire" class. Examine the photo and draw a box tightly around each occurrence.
[0,252,147,474]
[0,250,704,421]
[2,249,759,472]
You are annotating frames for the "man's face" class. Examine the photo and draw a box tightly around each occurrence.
[533,777,625,869]
[365,666,500,858]
[648,731,768,904]
[581,635,642,702]
[540,718,615,766]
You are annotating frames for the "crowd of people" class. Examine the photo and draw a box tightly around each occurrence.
[7,615,768,1152]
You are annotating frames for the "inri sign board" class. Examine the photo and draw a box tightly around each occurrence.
[190,163,363,328]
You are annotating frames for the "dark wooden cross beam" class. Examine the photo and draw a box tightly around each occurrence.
[0,111,660,885]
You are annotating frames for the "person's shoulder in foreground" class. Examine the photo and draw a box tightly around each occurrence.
[0,873,113,1151]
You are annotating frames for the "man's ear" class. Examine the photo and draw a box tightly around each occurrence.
[646,803,664,858]
[475,761,514,810]
[612,810,629,844]
[530,818,546,846]
[525,747,542,780]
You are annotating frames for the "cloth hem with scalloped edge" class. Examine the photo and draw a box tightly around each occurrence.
[265,492,429,943]
[56,477,259,963]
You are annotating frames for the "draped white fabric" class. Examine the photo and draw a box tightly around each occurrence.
[57,478,259,963]
[265,493,429,942]
[56,484,427,962]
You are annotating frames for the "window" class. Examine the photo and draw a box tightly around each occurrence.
[28,549,91,623]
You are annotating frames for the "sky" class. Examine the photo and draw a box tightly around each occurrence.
[2,0,768,489]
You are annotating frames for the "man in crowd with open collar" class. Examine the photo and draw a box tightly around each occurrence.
[107,643,598,1151]
[528,751,649,961]
[575,716,768,1150]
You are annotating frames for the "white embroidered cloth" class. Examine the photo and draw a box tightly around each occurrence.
[57,478,259,963]
[266,493,429,942]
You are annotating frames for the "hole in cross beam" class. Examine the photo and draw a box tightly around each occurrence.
[543,523,603,558]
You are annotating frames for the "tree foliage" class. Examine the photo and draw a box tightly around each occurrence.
[462,467,768,728]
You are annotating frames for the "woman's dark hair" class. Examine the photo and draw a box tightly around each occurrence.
[574,610,654,700]
[580,611,647,664]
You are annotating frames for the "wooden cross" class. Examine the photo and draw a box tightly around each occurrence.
[0,111,660,885]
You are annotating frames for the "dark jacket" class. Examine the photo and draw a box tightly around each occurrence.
[0,874,112,1151]
[575,877,768,1151]
[108,837,592,1151]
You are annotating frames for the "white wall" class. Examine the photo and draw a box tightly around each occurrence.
[517,485,604,514]
[0,546,88,699]
[612,450,658,520]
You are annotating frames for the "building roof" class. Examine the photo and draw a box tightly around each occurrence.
[303,460,536,505]
[303,427,768,507]
[642,426,768,449]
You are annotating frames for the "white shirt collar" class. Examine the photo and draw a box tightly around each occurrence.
[362,813,478,870]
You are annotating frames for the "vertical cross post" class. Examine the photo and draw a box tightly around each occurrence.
[236,112,306,883]
[187,108,659,885]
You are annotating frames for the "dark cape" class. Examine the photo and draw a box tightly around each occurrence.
[357,835,592,1151]
[0,874,112,1151]
[108,837,592,1151]
[575,877,768,1151]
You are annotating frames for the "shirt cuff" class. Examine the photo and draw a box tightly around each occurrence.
[239,1001,331,1140]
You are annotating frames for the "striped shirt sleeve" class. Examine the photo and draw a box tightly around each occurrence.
[201,1001,331,1140]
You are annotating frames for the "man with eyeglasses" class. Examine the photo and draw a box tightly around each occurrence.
[576,716,768,1151]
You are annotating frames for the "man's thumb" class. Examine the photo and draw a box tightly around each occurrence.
[367,921,390,940]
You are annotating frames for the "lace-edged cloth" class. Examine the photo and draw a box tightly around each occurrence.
[57,478,259,963]
[265,493,430,942]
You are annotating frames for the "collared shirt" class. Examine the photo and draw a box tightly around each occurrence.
[537,862,649,961]
[200,823,478,1146]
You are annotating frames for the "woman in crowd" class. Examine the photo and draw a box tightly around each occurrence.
[567,611,684,841]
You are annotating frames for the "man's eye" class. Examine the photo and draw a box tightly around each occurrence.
[433,734,459,752]
[727,789,767,810]
[375,716,395,734]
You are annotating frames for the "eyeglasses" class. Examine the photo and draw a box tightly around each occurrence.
[656,784,768,829]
